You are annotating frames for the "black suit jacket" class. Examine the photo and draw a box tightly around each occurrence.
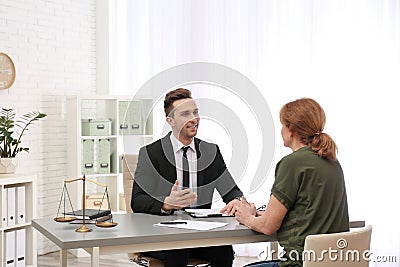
[131,132,243,215]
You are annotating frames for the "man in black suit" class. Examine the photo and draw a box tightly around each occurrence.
[131,88,243,267]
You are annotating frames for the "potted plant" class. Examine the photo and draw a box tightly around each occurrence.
[0,108,46,174]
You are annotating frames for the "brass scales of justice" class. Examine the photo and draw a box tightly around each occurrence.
[54,175,118,232]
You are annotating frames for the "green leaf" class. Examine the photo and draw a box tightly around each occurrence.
[0,108,46,158]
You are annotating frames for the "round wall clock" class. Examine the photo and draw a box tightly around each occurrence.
[0,52,16,90]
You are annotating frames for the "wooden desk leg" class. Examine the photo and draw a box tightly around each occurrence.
[60,249,67,267]
[91,247,100,267]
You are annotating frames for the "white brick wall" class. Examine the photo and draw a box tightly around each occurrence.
[0,0,96,255]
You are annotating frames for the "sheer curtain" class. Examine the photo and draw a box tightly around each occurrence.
[110,1,400,265]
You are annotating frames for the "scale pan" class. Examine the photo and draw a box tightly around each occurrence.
[54,216,76,223]
[95,221,118,228]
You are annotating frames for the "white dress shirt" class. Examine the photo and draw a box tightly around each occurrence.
[170,134,198,203]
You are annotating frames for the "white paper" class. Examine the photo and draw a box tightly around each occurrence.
[185,208,232,218]
[154,220,228,230]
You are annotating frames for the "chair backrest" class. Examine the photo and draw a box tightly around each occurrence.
[303,225,372,267]
[121,154,138,214]
[122,154,155,264]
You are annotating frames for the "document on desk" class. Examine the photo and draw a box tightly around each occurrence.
[154,220,228,230]
[185,208,233,218]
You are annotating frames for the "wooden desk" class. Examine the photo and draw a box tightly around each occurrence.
[32,212,277,267]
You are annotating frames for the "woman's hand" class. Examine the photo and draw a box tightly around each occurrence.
[220,197,242,216]
[235,196,257,226]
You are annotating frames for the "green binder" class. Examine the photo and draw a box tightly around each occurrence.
[118,101,130,136]
[98,138,110,174]
[129,100,141,135]
[82,139,95,174]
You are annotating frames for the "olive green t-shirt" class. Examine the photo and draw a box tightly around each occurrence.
[271,147,349,267]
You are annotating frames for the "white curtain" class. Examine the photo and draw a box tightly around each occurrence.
[110,1,400,265]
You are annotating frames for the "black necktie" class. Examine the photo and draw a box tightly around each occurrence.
[182,146,190,189]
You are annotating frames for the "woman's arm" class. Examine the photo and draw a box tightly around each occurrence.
[235,194,288,235]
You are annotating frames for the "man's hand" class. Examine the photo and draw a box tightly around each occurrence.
[163,180,197,210]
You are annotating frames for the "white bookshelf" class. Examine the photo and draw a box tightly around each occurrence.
[66,96,153,212]
[0,174,37,267]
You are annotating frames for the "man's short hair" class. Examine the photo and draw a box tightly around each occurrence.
[164,88,192,117]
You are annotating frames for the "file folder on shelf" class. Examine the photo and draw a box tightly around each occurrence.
[7,187,16,227]
[81,119,112,136]
[16,186,26,224]
[2,187,7,227]
[129,100,142,135]
[118,101,130,135]
[98,138,111,174]
[5,230,16,267]
[16,228,26,267]
[82,139,95,175]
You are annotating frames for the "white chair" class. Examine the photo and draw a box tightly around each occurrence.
[303,225,372,267]
[121,154,210,267]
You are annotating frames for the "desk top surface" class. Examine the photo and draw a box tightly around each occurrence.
[32,212,276,249]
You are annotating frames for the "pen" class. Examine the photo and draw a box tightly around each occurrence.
[257,204,266,211]
[160,221,187,225]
